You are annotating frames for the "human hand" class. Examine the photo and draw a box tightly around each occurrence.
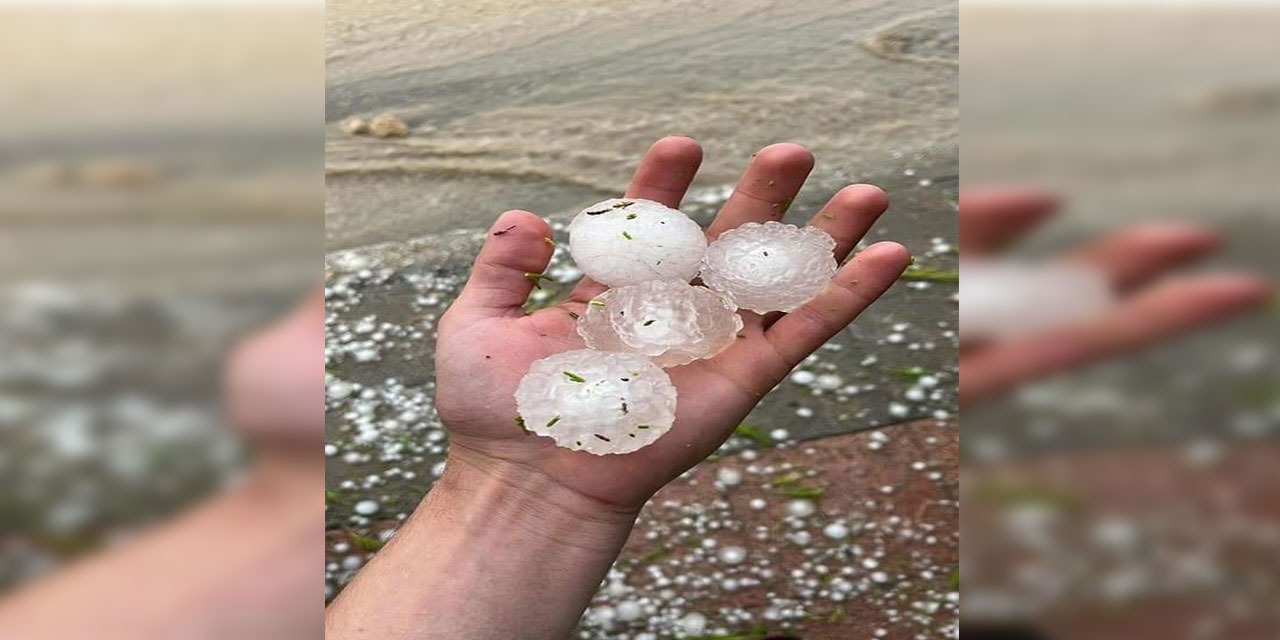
[0,291,326,640]
[330,139,908,639]
[959,188,1271,406]
[434,136,911,512]
[225,288,326,450]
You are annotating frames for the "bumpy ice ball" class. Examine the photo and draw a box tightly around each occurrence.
[567,198,707,287]
[577,280,744,368]
[514,349,677,455]
[700,221,838,313]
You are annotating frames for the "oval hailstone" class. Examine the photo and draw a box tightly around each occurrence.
[514,349,677,455]
[701,221,838,313]
[567,198,707,287]
[577,280,743,368]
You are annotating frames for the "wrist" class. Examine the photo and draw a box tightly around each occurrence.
[246,448,325,505]
[422,448,638,554]
[328,448,637,638]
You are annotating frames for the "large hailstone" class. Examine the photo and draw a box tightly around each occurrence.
[514,349,677,455]
[567,198,707,287]
[577,280,743,368]
[960,260,1114,340]
[700,221,838,313]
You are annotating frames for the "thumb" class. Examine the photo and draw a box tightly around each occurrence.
[451,210,556,318]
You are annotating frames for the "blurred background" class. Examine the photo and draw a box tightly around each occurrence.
[9,0,1278,638]
[325,0,958,637]
[0,0,320,595]
[962,3,1280,638]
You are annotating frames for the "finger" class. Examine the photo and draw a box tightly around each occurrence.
[568,136,703,303]
[959,187,1058,255]
[705,143,815,240]
[807,183,890,261]
[1062,223,1221,292]
[960,274,1272,406]
[751,184,891,331]
[703,143,814,332]
[450,210,555,319]
[624,135,703,207]
[762,241,913,369]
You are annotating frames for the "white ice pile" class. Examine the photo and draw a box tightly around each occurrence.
[700,221,838,313]
[514,350,677,455]
[567,198,707,287]
[577,280,743,368]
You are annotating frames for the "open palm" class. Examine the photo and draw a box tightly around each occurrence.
[435,137,910,510]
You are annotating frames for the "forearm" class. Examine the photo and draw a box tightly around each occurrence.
[0,453,322,639]
[325,450,638,640]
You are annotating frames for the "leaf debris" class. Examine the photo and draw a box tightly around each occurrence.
[523,272,554,289]
[901,264,959,283]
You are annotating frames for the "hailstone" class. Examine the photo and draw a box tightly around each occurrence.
[514,349,677,455]
[700,221,838,312]
[960,259,1114,340]
[567,198,707,287]
[577,280,743,368]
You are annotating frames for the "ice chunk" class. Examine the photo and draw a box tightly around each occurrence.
[700,221,838,312]
[576,280,743,368]
[514,349,677,455]
[959,260,1114,340]
[567,198,707,287]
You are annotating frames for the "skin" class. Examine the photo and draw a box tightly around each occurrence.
[959,187,1272,406]
[325,136,912,639]
[0,291,325,639]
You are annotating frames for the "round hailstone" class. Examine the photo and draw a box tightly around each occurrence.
[823,522,850,539]
[327,380,355,401]
[701,221,838,312]
[718,546,747,565]
[960,259,1114,340]
[577,280,743,368]
[514,349,677,455]
[717,468,743,486]
[615,601,643,621]
[567,198,707,287]
[679,613,708,635]
[786,499,817,518]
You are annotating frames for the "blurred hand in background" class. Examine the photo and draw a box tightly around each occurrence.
[0,291,323,640]
[959,187,1271,406]
[958,187,1276,638]
[226,289,326,450]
